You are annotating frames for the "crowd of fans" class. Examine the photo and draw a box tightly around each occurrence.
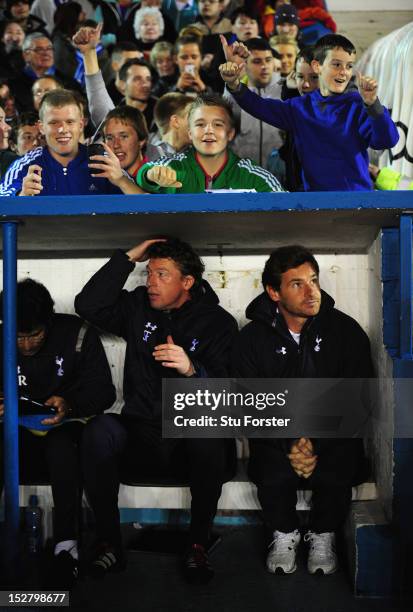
[0,0,404,194]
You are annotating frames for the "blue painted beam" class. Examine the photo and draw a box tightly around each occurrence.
[1,221,20,574]
[1,189,413,217]
[399,215,413,359]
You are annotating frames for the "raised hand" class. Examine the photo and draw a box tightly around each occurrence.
[72,22,102,53]
[219,34,249,90]
[220,34,249,65]
[147,165,182,189]
[356,70,378,106]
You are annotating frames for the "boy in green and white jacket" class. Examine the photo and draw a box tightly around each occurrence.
[137,93,286,194]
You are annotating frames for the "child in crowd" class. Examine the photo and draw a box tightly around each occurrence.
[219,33,399,191]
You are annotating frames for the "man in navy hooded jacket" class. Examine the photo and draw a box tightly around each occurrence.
[232,245,374,576]
[75,237,238,584]
[219,33,399,191]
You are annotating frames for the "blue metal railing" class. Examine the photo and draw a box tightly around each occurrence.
[1,221,20,573]
[399,215,413,360]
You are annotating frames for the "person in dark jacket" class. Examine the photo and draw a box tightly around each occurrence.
[0,279,116,588]
[75,237,238,584]
[4,0,47,35]
[9,31,82,112]
[232,245,374,576]
[0,19,26,79]
[94,0,141,43]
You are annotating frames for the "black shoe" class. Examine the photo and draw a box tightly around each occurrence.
[49,551,79,590]
[183,544,214,585]
[89,544,126,580]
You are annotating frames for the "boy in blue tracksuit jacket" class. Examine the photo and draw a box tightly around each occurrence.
[0,89,141,197]
[0,144,123,197]
[219,34,399,191]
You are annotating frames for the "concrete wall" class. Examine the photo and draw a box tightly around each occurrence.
[367,234,394,520]
[329,0,412,10]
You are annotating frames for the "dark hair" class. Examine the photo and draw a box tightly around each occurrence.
[146,238,205,293]
[53,2,83,38]
[313,34,356,65]
[9,110,38,145]
[245,37,276,55]
[174,35,201,55]
[0,278,54,332]
[103,105,148,141]
[154,92,193,135]
[188,92,236,130]
[0,18,25,39]
[119,58,152,82]
[262,245,319,291]
[111,41,139,64]
[230,8,259,25]
[296,45,315,67]
[38,88,82,120]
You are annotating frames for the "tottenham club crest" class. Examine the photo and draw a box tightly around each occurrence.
[314,336,322,352]
[189,338,199,352]
[143,321,157,342]
[55,356,64,376]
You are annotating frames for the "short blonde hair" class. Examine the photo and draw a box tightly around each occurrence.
[269,35,299,52]
[150,41,173,67]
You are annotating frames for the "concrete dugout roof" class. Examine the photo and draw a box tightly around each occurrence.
[1,191,412,256]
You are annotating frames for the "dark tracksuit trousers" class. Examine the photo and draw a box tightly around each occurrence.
[248,438,362,534]
[0,421,84,543]
[82,414,236,550]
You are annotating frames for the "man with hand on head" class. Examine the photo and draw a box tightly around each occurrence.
[219,33,399,191]
[0,89,144,195]
[0,279,116,589]
[75,237,238,584]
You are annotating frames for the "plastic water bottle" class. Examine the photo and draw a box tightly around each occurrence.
[25,495,43,554]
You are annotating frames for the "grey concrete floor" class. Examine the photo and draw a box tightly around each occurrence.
[67,525,410,611]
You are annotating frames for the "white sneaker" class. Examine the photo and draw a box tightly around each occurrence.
[304,531,338,575]
[266,529,301,574]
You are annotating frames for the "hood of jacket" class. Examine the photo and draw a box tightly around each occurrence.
[245,288,335,340]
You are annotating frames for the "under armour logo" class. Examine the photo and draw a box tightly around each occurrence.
[276,346,287,355]
[314,336,322,352]
[89,184,98,192]
[145,322,157,331]
[55,356,64,376]
[189,338,199,352]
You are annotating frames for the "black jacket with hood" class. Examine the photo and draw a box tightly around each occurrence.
[232,289,374,460]
[0,313,116,423]
[75,249,238,422]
